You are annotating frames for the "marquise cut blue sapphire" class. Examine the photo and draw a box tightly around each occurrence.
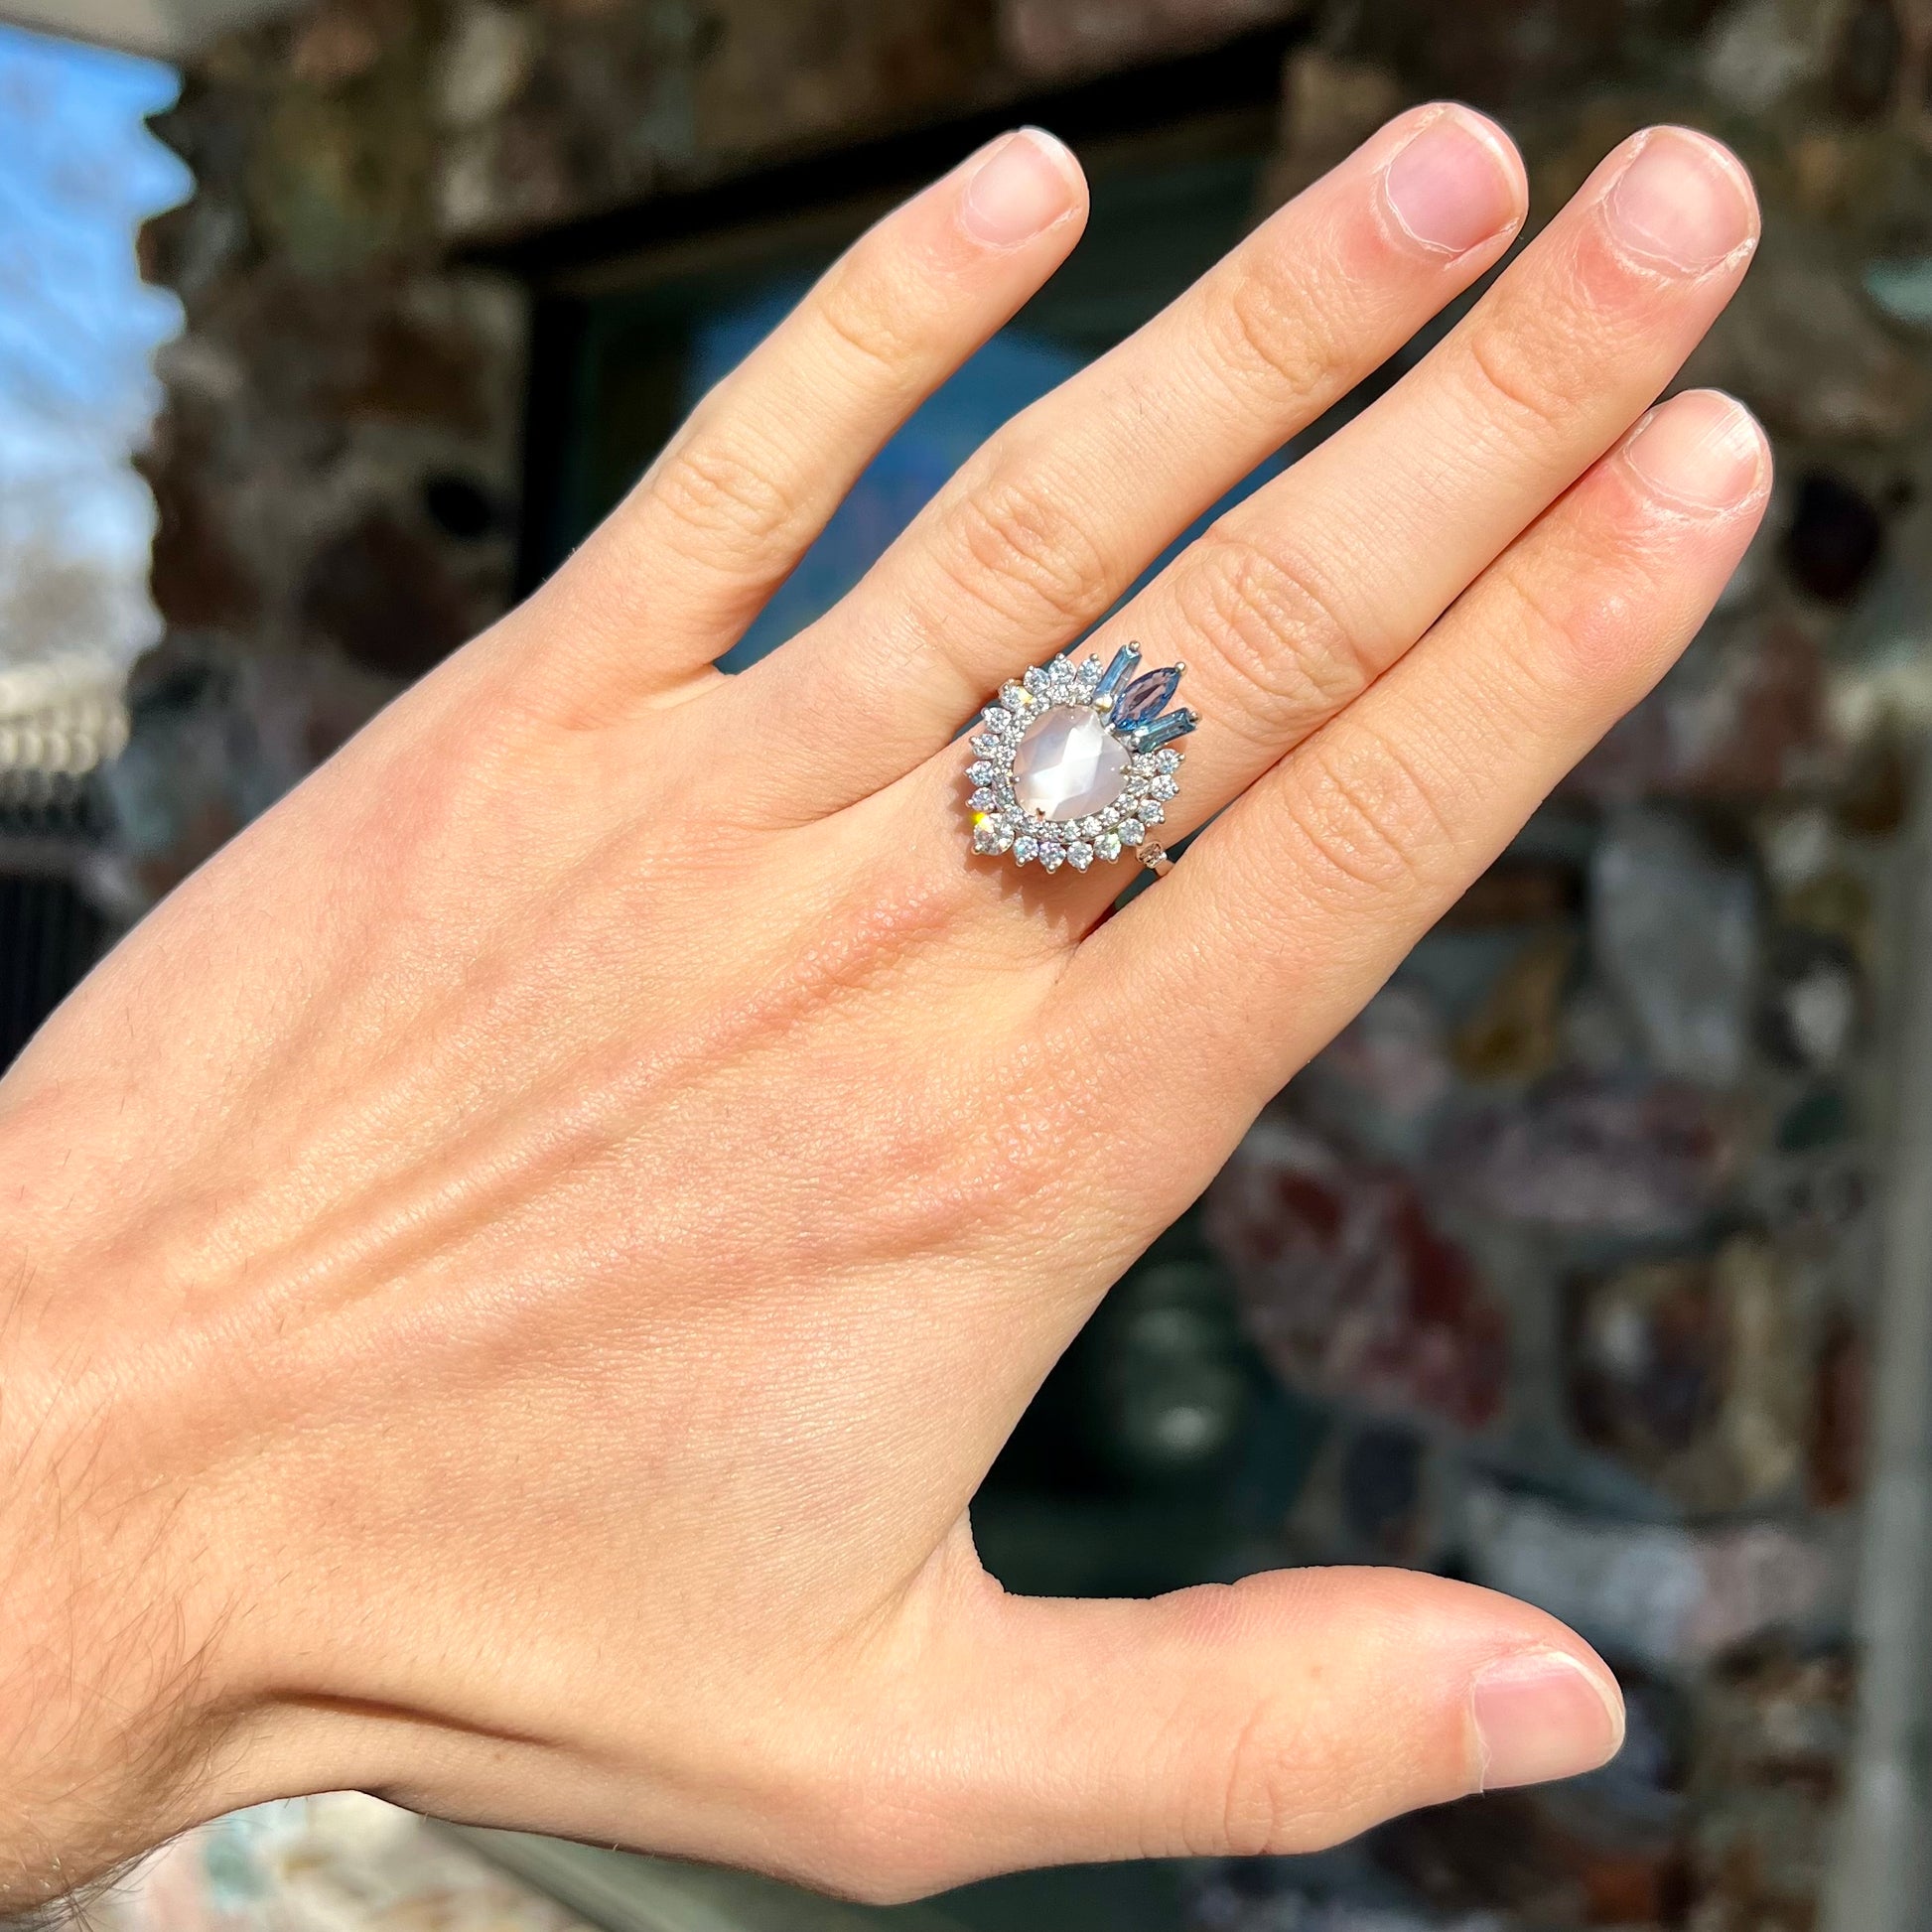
[1112,665,1182,729]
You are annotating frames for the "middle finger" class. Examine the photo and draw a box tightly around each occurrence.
[725,103,1527,813]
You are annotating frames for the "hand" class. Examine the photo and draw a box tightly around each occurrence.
[0,107,1765,1908]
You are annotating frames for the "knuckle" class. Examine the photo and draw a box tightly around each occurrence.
[648,430,798,555]
[1490,536,1635,703]
[1458,318,1576,445]
[1208,250,1345,405]
[885,1116,1014,1253]
[1175,531,1369,731]
[935,463,1112,632]
[812,250,927,378]
[1493,547,1588,671]
[916,1077,1054,1240]
[1286,727,1453,899]
[1214,1697,1306,1858]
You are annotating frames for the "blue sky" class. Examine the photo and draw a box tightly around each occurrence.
[0,18,187,660]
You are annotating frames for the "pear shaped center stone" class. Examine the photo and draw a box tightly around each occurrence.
[1010,705,1129,822]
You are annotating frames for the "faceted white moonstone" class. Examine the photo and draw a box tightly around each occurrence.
[1010,705,1128,823]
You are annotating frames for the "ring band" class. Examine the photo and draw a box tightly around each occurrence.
[965,642,1196,874]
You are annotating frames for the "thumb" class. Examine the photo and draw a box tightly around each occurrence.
[861,1565,1624,1897]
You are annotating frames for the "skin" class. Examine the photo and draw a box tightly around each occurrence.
[0,106,1768,1910]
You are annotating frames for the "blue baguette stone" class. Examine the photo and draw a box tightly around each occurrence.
[1131,708,1198,751]
[1093,642,1142,706]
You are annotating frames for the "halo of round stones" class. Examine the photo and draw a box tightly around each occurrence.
[966,642,1195,873]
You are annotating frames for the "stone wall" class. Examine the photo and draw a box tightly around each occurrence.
[122,0,1072,897]
[131,1,1932,1926]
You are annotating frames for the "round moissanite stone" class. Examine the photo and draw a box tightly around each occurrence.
[1009,705,1128,823]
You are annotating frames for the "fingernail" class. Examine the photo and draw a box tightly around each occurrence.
[1471,1651,1625,1791]
[1604,127,1757,273]
[1384,107,1523,255]
[1623,390,1767,509]
[960,127,1079,247]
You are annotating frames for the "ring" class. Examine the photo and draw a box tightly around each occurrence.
[965,643,1195,874]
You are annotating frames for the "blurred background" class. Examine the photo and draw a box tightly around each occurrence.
[6,0,1932,1927]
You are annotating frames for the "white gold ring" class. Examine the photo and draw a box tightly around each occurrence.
[965,642,1195,875]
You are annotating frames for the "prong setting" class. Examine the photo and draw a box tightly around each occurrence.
[965,643,1194,873]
